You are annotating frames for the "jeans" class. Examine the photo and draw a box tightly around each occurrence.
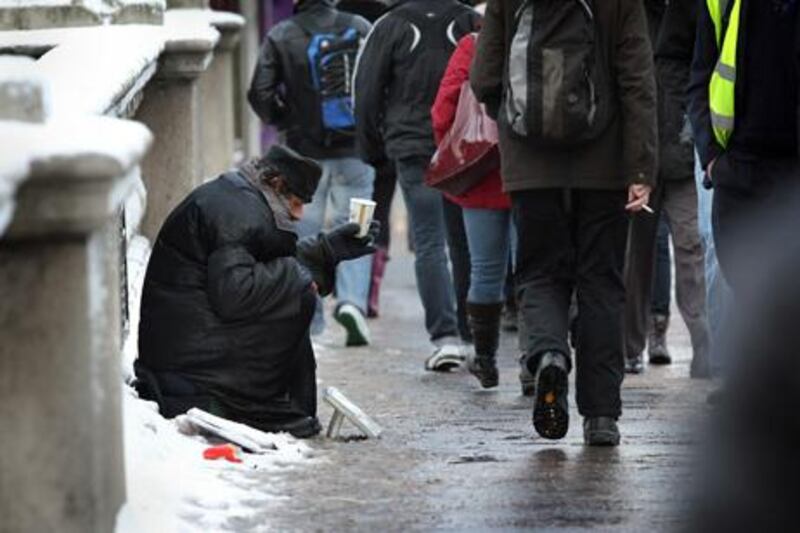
[651,213,672,316]
[443,198,472,341]
[462,207,516,304]
[695,156,732,376]
[514,189,628,418]
[296,157,375,319]
[395,158,458,342]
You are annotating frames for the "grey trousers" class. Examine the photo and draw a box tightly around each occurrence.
[624,178,710,370]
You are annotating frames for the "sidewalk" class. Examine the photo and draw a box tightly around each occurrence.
[239,247,715,531]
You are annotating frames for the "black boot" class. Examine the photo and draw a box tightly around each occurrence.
[466,302,503,389]
[648,313,672,365]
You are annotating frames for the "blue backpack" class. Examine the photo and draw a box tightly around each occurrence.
[295,14,361,146]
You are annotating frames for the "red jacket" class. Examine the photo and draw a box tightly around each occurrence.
[431,34,510,210]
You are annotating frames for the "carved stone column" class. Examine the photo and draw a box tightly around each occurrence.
[0,61,152,533]
[200,10,244,177]
[135,10,217,239]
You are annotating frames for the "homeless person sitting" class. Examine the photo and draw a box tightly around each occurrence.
[134,145,379,438]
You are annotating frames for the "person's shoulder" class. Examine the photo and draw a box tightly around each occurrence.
[267,16,305,42]
[336,8,372,33]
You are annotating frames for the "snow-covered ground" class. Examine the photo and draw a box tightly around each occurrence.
[116,236,316,533]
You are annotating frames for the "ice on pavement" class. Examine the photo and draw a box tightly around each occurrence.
[117,234,315,533]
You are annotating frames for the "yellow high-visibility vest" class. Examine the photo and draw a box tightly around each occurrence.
[707,0,741,148]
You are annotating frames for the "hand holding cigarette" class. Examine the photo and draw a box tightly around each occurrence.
[626,184,652,213]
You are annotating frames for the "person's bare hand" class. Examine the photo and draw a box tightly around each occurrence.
[626,184,652,212]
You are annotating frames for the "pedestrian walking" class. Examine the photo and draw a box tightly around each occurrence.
[688,0,799,403]
[249,0,376,347]
[337,0,396,320]
[134,146,378,438]
[624,0,711,379]
[354,0,480,369]
[431,31,514,390]
[689,0,799,289]
[472,0,657,445]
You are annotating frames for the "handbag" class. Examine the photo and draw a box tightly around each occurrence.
[425,81,500,196]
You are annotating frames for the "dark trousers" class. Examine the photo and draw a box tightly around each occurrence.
[372,160,397,249]
[624,179,709,363]
[443,197,472,342]
[651,214,672,315]
[712,154,800,291]
[513,189,628,418]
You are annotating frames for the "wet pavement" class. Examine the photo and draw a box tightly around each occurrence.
[254,252,714,532]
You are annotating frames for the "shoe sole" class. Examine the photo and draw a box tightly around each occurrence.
[585,430,620,446]
[335,309,369,347]
[649,355,671,365]
[425,352,464,372]
[532,365,569,440]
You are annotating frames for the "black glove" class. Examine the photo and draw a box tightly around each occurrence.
[321,221,380,264]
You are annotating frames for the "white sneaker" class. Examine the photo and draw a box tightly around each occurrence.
[424,338,465,372]
[334,303,370,347]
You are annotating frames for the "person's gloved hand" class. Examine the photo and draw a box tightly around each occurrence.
[321,221,380,263]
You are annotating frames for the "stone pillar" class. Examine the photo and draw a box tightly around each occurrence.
[135,12,217,239]
[237,0,263,159]
[0,66,152,531]
[200,11,244,177]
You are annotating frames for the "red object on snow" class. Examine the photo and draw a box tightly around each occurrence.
[203,443,243,463]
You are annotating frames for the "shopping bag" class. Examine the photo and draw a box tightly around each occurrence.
[425,82,500,196]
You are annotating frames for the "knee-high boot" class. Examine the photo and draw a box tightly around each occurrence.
[466,302,504,388]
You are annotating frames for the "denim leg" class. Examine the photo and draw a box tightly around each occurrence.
[395,159,458,341]
[695,155,733,376]
[462,208,513,304]
[296,161,332,239]
[296,161,333,335]
[443,198,472,341]
[328,157,375,314]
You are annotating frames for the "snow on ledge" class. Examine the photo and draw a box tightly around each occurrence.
[2,115,153,179]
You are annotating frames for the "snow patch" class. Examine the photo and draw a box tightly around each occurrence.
[116,387,314,533]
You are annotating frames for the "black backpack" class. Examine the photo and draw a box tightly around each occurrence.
[294,13,362,147]
[503,0,615,145]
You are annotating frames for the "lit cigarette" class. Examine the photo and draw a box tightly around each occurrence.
[642,204,654,214]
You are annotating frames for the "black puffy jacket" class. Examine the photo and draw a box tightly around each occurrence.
[248,0,371,159]
[353,0,479,165]
[136,171,334,417]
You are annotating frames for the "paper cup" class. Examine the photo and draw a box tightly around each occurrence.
[349,198,377,238]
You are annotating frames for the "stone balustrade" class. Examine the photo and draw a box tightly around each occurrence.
[0,1,253,530]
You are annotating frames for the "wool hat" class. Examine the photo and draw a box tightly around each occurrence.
[261,144,322,203]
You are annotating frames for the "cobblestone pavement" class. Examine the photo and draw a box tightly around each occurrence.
[249,252,714,532]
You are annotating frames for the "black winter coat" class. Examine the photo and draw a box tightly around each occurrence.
[645,0,697,183]
[248,0,371,159]
[353,0,479,165]
[470,0,657,190]
[136,172,334,418]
